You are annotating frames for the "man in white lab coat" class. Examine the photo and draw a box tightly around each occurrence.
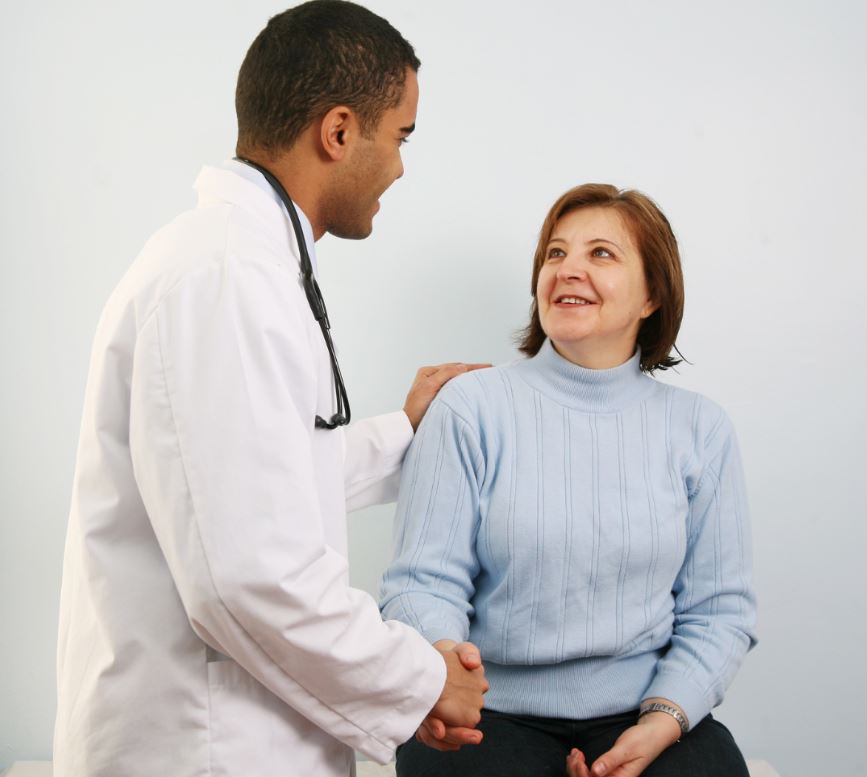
[53,2,488,775]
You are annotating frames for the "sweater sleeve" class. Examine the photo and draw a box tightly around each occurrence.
[642,410,757,729]
[380,390,484,645]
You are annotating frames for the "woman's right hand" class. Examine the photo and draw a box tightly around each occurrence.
[417,640,487,751]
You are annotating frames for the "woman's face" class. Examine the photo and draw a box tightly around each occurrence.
[536,206,657,369]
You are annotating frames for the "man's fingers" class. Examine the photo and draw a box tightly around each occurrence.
[425,363,468,387]
[422,716,445,740]
[416,718,472,751]
[449,726,483,745]
[436,725,483,746]
[416,725,460,752]
[419,716,482,748]
[427,362,491,377]
[405,363,492,431]
[419,362,492,384]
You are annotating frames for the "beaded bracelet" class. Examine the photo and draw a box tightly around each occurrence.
[638,702,689,736]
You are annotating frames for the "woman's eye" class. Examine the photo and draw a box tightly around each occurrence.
[399,137,410,146]
[592,246,613,258]
[547,247,566,260]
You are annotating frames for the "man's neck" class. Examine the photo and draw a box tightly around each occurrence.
[237,143,327,240]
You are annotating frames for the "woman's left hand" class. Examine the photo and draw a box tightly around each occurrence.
[587,711,681,777]
[566,747,591,777]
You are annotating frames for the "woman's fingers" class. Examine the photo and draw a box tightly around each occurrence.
[590,739,649,777]
[452,641,482,670]
[566,747,591,777]
[590,718,676,777]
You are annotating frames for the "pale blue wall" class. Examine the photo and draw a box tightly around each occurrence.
[2,1,866,774]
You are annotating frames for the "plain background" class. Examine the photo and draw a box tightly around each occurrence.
[2,1,866,774]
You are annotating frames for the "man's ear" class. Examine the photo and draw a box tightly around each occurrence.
[319,105,357,161]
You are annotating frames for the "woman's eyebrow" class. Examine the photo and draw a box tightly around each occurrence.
[588,237,623,251]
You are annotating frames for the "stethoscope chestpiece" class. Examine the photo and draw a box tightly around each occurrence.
[315,413,347,430]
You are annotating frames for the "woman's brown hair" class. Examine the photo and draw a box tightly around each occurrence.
[517,183,684,373]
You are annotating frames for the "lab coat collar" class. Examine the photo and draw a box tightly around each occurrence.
[193,159,319,277]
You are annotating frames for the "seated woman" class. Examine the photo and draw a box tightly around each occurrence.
[380,184,757,777]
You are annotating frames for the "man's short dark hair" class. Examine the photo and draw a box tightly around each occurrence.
[235,0,420,158]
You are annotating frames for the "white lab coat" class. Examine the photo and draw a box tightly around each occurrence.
[54,164,445,777]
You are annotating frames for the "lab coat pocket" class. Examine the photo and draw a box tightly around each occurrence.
[208,659,261,777]
[207,657,353,776]
[207,659,282,776]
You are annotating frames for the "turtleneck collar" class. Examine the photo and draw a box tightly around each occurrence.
[514,339,655,413]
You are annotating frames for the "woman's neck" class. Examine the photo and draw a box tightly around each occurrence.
[549,337,638,370]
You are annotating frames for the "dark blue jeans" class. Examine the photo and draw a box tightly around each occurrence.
[396,708,750,777]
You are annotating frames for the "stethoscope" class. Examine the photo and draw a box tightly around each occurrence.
[235,157,350,430]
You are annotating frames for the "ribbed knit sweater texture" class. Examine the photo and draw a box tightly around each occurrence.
[380,340,757,729]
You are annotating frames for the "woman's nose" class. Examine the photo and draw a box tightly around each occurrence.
[556,254,588,281]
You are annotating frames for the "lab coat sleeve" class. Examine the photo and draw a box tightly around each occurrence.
[642,409,757,730]
[344,412,414,513]
[128,254,444,763]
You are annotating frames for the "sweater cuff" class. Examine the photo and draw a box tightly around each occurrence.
[415,613,470,647]
[421,627,467,646]
[642,671,711,732]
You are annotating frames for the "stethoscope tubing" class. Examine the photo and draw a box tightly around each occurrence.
[235,157,351,429]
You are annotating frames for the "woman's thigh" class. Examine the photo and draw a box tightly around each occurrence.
[578,714,750,777]
[395,709,571,777]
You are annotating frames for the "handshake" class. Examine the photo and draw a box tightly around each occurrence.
[419,639,489,751]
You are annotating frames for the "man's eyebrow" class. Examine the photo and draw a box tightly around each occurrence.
[399,123,416,135]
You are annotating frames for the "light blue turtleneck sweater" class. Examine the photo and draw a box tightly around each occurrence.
[380,341,757,729]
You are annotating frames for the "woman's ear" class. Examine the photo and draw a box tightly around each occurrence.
[640,297,660,320]
[319,105,357,161]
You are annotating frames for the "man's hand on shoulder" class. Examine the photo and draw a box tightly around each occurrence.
[403,363,491,431]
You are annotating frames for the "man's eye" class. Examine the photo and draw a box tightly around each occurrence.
[399,137,410,146]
